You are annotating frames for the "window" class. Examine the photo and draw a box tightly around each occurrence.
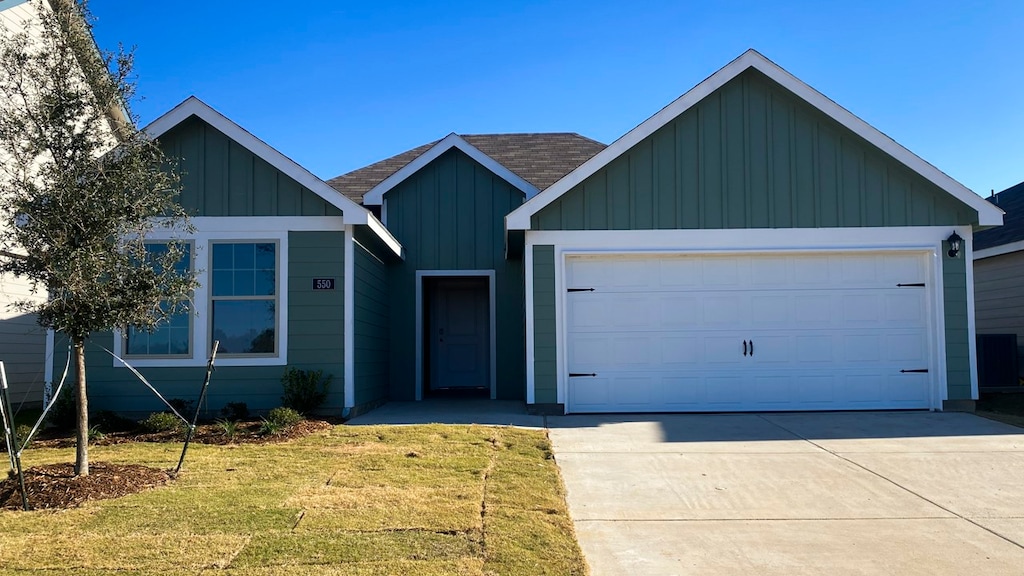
[211,242,278,355]
[125,243,192,357]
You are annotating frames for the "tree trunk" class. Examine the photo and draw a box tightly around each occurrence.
[73,338,89,476]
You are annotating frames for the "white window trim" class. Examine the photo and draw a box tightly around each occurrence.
[524,226,960,413]
[111,216,342,368]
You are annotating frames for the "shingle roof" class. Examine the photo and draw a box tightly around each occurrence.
[327,133,606,203]
[975,181,1024,251]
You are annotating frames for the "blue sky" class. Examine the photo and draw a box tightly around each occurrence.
[87,0,1022,195]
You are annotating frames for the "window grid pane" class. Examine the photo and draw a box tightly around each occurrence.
[126,243,192,357]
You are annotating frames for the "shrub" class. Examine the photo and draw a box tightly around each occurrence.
[140,411,183,433]
[217,419,239,440]
[281,368,331,415]
[91,410,136,432]
[265,406,303,428]
[45,388,76,430]
[14,424,32,449]
[87,425,106,442]
[167,398,195,417]
[258,419,283,436]
[220,402,249,421]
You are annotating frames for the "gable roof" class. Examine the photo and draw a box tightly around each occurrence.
[143,96,402,257]
[974,181,1024,258]
[506,49,1004,230]
[328,133,605,205]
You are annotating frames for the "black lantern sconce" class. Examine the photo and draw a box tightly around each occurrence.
[947,231,963,258]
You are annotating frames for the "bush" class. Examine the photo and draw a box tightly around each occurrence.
[45,388,76,430]
[216,418,239,440]
[167,398,194,417]
[14,424,32,449]
[281,368,331,415]
[140,411,183,433]
[265,406,303,428]
[91,410,136,432]
[220,402,249,421]
[258,419,283,436]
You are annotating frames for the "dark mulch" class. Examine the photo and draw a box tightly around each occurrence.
[0,418,338,511]
[0,462,170,511]
[14,417,337,450]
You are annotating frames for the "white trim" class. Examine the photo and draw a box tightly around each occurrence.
[524,246,535,404]
[344,225,355,408]
[414,270,498,401]
[506,49,1003,229]
[143,97,403,258]
[365,212,404,259]
[362,133,540,206]
[113,219,299,368]
[526,226,956,413]
[964,227,979,400]
[973,239,1024,260]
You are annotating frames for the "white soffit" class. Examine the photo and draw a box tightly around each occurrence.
[506,49,1004,230]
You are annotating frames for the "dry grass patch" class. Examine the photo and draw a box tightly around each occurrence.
[0,423,586,575]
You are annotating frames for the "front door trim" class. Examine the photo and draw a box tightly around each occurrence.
[415,270,497,401]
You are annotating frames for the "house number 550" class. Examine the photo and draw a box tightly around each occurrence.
[312,278,335,290]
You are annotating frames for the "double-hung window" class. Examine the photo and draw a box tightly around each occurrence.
[210,241,278,356]
[125,243,193,357]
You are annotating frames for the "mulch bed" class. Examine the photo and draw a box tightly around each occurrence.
[0,462,170,510]
[0,418,338,511]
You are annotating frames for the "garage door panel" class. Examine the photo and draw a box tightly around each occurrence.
[564,252,935,413]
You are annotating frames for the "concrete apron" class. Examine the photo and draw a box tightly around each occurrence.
[547,412,1024,576]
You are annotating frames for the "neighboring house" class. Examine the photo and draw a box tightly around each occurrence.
[53,49,1002,416]
[0,0,126,408]
[972,181,1024,382]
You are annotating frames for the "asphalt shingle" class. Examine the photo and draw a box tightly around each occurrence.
[974,181,1024,251]
[327,133,606,204]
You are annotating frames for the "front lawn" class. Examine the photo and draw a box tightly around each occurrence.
[0,424,587,575]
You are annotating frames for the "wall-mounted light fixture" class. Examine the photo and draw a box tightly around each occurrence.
[947,231,963,258]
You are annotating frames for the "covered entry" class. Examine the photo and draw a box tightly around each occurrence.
[565,252,937,413]
[416,271,497,399]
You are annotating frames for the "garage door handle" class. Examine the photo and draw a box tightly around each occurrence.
[569,373,597,377]
[900,369,929,373]
[749,340,754,357]
[743,340,748,356]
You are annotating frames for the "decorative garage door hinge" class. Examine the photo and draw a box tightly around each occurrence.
[900,369,929,373]
[897,283,926,287]
[567,288,595,292]
[569,373,597,377]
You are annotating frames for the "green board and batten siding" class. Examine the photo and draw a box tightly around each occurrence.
[384,148,526,400]
[530,69,981,403]
[533,70,974,232]
[532,245,557,405]
[162,116,342,218]
[353,227,390,408]
[56,116,351,415]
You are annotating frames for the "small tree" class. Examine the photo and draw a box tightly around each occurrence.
[0,0,195,475]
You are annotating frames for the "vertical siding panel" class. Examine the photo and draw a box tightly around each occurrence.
[653,124,677,229]
[584,175,609,229]
[608,158,631,230]
[252,157,274,215]
[887,169,909,225]
[178,120,202,213]
[723,80,746,228]
[228,141,252,216]
[277,173,301,216]
[863,155,885,226]
[816,125,839,227]
[475,171,493,268]
[536,199,562,230]
[700,96,723,228]
[792,110,816,227]
[456,154,476,268]
[770,95,793,227]
[437,154,457,269]
[560,183,585,230]
[909,182,934,226]
[203,125,226,217]
[747,78,770,228]
[532,245,557,404]
[420,172,439,269]
[840,141,863,227]
[631,140,654,229]
[677,113,700,229]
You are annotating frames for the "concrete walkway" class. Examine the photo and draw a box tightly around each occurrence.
[548,412,1024,575]
[345,399,544,428]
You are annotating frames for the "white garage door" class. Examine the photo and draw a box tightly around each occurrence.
[566,252,935,413]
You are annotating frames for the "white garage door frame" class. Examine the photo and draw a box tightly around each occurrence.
[524,226,976,413]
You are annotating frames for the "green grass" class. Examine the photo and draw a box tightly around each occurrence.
[0,424,587,575]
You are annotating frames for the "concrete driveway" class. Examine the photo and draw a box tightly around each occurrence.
[547,412,1024,575]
